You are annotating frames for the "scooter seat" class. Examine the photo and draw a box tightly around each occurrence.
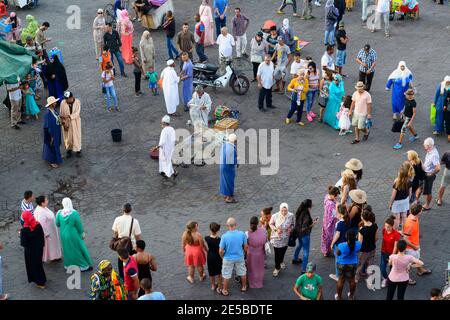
[194,63,218,73]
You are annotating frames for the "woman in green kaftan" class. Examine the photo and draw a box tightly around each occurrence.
[55,197,93,271]
[21,15,39,44]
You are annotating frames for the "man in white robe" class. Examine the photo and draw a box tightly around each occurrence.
[155,115,177,178]
[160,59,180,115]
[188,85,212,132]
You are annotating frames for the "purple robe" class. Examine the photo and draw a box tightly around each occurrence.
[247,227,267,289]
[321,195,337,256]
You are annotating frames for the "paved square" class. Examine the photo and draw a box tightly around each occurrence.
[0,0,449,300]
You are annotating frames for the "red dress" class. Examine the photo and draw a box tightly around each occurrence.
[184,241,206,267]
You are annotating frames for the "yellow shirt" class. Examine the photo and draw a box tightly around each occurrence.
[288,77,309,101]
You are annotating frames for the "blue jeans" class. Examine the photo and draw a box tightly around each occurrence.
[166,36,179,60]
[110,50,125,75]
[215,16,227,38]
[104,86,118,110]
[306,89,318,113]
[287,93,305,123]
[293,235,310,272]
[196,43,208,62]
[380,252,390,280]
[324,27,335,46]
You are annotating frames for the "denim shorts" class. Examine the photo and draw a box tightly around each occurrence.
[336,50,347,67]
[221,259,247,279]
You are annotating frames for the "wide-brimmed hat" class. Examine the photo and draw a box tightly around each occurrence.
[349,189,367,204]
[404,88,414,96]
[45,96,59,107]
[345,158,363,171]
[355,81,365,90]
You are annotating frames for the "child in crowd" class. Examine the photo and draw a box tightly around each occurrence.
[146,66,159,96]
[337,95,352,135]
[100,46,112,72]
[23,81,40,120]
[318,70,332,123]
[204,222,223,293]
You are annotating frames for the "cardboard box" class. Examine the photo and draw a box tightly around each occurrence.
[214,118,238,131]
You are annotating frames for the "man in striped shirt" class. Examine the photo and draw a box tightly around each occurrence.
[355,44,377,92]
[20,190,34,226]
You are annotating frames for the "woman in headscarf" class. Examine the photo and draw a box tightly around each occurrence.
[139,30,155,75]
[199,0,215,46]
[269,203,295,277]
[323,74,345,130]
[432,75,450,135]
[33,195,62,262]
[20,15,39,44]
[90,260,127,300]
[5,12,22,42]
[117,10,134,64]
[92,8,106,60]
[324,0,339,46]
[386,61,413,119]
[44,55,69,102]
[278,18,296,53]
[250,31,267,81]
[20,211,46,288]
[55,198,93,272]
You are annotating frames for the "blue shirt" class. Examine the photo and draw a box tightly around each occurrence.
[219,230,247,261]
[138,292,166,300]
[356,48,377,73]
[214,0,228,18]
[337,241,362,265]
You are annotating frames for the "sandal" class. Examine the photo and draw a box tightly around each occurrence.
[241,286,248,292]
[436,200,443,206]
[363,132,370,141]
[408,279,416,285]
[417,269,432,276]
[200,273,206,282]
[216,287,222,294]
[221,290,229,296]
[422,206,431,211]
[186,276,194,284]
[351,140,360,144]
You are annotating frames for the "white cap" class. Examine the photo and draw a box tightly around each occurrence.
[162,115,170,124]
[166,59,175,66]
[228,133,237,143]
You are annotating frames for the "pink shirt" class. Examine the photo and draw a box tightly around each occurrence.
[388,254,418,282]
[352,91,372,115]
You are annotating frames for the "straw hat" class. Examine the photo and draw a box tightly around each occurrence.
[349,189,367,204]
[45,96,59,107]
[355,81,365,90]
[345,158,363,171]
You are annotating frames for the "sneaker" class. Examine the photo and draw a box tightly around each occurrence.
[285,118,291,124]
[329,274,339,282]
[433,131,440,135]
[314,1,321,6]
[310,111,317,118]
[381,279,387,288]
[307,114,313,122]
[409,135,419,142]
[334,293,340,300]
[277,10,284,14]
[393,143,403,150]
[385,33,390,38]
[297,121,305,126]
[280,262,287,270]
[273,268,280,277]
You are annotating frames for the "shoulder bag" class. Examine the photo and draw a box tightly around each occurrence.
[109,217,134,252]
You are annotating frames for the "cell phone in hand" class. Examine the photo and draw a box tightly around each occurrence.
[314,217,319,222]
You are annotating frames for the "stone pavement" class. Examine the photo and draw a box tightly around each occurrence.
[0,0,449,300]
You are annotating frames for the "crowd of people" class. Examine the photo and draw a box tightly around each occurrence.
[0,0,450,301]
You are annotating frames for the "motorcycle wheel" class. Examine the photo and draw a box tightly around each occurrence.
[230,75,250,95]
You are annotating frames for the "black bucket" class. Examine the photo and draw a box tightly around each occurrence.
[111,129,122,142]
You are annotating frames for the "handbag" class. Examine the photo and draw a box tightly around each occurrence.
[251,54,263,63]
[430,103,436,126]
[288,228,298,247]
[109,217,134,252]
[101,83,106,94]
[264,241,272,255]
[391,113,404,133]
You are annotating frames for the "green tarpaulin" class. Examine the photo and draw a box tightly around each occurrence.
[0,39,35,85]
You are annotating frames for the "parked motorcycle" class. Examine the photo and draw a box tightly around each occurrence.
[192,59,250,96]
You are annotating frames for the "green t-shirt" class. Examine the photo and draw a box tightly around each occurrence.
[295,273,323,300]
[146,71,158,84]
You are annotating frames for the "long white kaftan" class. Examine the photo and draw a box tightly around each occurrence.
[160,66,180,114]
[159,126,176,177]
[33,206,62,262]
[188,91,212,129]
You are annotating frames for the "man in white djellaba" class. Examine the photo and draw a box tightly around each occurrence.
[188,85,212,132]
[160,59,180,116]
[153,115,177,178]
